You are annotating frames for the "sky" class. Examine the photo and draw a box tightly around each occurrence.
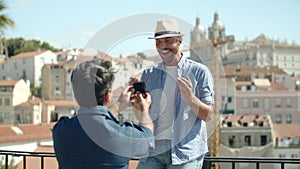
[3,0,300,57]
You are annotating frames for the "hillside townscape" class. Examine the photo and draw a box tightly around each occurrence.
[0,2,299,168]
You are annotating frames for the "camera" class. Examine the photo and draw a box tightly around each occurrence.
[133,82,147,93]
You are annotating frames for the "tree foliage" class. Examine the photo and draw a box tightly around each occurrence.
[0,156,17,169]
[5,37,60,57]
[0,0,15,33]
[137,52,147,59]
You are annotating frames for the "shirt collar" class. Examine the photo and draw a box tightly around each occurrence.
[77,106,109,115]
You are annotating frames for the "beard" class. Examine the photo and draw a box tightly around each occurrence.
[158,48,180,65]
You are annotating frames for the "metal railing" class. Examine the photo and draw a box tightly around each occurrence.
[1,150,300,169]
[0,150,55,169]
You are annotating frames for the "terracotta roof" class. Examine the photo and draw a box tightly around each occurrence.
[0,80,19,86]
[0,123,55,144]
[16,96,41,106]
[10,50,48,59]
[43,60,76,69]
[273,124,300,138]
[43,100,77,107]
[76,52,113,63]
[236,81,289,92]
[235,81,252,86]
[268,82,289,91]
[224,65,286,76]
[222,114,270,127]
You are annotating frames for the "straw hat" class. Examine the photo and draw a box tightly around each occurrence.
[148,19,185,39]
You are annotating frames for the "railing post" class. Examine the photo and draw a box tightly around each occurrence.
[5,154,8,169]
[41,156,44,169]
[23,156,26,169]
[232,161,235,169]
[281,163,284,169]
[256,162,260,169]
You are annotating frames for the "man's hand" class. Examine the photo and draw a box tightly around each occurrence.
[130,92,154,131]
[176,76,194,103]
[177,76,213,122]
[118,86,132,112]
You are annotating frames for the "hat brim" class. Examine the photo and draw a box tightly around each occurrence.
[148,33,185,39]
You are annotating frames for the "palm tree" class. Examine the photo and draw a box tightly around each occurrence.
[0,0,15,58]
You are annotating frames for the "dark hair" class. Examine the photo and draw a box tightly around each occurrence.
[71,57,115,106]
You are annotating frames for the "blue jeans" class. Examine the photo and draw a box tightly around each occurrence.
[137,140,204,169]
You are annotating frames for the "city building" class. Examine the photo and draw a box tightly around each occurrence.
[190,13,300,77]
[14,96,42,124]
[273,124,300,169]
[0,123,55,167]
[234,78,300,124]
[41,60,75,100]
[220,114,274,169]
[223,34,300,76]
[112,56,154,91]
[220,65,300,124]
[0,79,31,124]
[42,99,76,123]
[0,50,57,87]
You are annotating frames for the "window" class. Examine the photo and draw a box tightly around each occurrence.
[261,135,267,146]
[279,154,286,158]
[228,97,232,103]
[0,112,3,122]
[242,99,248,108]
[264,99,270,110]
[25,114,31,123]
[286,114,292,124]
[286,98,292,108]
[51,111,58,122]
[55,87,61,96]
[276,114,282,124]
[275,99,281,108]
[291,154,298,158]
[4,112,10,119]
[0,98,2,105]
[253,99,259,108]
[55,75,60,83]
[4,98,10,106]
[229,135,236,147]
[22,70,27,79]
[245,135,251,146]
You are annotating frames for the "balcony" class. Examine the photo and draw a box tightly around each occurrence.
[1,150,300,169]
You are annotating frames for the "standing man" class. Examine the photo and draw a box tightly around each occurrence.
[135,19,215,169]
[53,58,154,169]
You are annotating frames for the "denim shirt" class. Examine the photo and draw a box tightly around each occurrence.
[53,106,154,169]
[140,57,214,165]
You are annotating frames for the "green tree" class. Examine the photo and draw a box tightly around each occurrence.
[0,0,14,32]
[6,38,60,57]
[0,0,15,57]
[137,52,147,59]
[6,37,26,56]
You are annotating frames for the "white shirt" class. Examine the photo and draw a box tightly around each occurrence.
[155,65,178,140]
